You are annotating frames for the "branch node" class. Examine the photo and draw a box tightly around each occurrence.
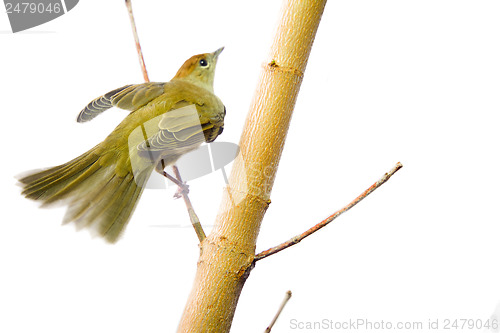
[225,186,272,209]
[264,62,304,78]
[291,236,301,245]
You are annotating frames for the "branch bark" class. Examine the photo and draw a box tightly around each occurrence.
[177,0,328,331]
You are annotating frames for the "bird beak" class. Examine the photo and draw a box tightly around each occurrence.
[213,47,224,59]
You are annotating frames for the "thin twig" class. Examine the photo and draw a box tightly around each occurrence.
[125,0,149,82]
[125,0,205,243]
[265,291,292,333]
[173,165,206,242]
[255,162,403,261]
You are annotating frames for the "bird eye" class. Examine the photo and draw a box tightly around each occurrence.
[199,59,208,67]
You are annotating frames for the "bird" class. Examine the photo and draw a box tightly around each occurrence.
[18,47,226,243]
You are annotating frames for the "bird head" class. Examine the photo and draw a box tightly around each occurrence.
[173,47,224,92]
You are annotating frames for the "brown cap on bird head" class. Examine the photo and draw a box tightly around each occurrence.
[173,47,224,91]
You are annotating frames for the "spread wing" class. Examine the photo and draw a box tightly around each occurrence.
[77,82,166,123]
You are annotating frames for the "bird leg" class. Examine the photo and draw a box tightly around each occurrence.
[154,161,205,242]
[156,160,189,198]
[171,165,190,199]
[160,170,189,198]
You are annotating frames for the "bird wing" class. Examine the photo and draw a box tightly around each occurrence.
[77,82,166,123]
[136,102,215,155]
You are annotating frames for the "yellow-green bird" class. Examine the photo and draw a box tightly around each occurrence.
[18,48,226,243]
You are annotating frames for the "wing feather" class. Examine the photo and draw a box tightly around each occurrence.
[77,82,165,123]
[136,103,213,156]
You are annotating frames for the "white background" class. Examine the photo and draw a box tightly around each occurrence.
[1,1,499,332]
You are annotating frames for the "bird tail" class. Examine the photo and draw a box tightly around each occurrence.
[18,145,152,243]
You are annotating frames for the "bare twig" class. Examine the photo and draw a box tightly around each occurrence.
[173,166,206,242]
[125,0,205,243]
[125,0,149,82]
[255,162,403,261]
[264,290,292,333]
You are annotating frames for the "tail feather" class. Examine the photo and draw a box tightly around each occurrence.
[20,147,100,201]
[18,146,152,243]
[74,174,133,230]
[42,162,102,205]
[98,174,144,242]
[63,173,119,225]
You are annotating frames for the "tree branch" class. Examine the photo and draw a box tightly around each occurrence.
[125,0,149,82]
[254,162,403,261]
[265,290,292,333]
[172,165,205,242]
[177,0,328,331]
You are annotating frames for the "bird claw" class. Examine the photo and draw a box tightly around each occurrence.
[173,183,189,199]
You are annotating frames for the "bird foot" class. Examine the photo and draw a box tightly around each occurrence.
[173,183,190,199]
